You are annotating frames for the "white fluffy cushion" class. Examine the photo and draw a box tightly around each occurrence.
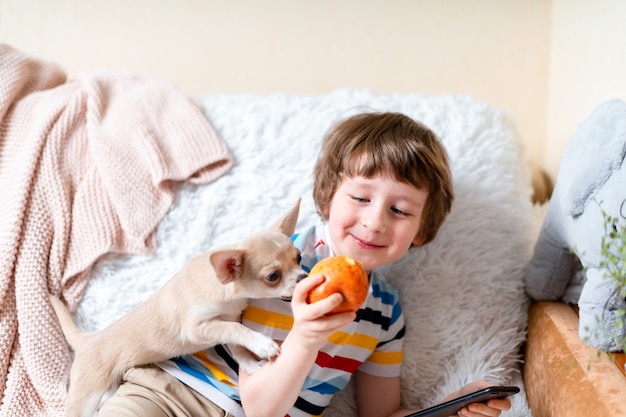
[77,89,534,416]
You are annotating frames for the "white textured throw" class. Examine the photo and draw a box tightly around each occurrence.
[79,90,534,416]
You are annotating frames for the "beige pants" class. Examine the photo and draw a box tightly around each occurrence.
[98,365,233,417]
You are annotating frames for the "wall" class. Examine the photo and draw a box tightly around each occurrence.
[546,0,626,179]
[0,0,564,174]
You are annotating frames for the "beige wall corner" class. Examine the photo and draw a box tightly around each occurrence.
[546,0,626,179]
[0,0,551,171]
[8,0,622,180]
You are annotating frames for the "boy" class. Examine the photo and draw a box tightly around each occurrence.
[100,112,512,417]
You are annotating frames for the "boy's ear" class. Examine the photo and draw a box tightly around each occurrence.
[412,234,424,247]
[319,202,330,220]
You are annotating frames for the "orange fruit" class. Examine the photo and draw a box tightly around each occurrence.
[307,256,369,314]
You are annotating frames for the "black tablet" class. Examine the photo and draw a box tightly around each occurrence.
[404,385,520,417]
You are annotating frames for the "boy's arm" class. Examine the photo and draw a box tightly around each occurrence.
[239,274,356,417]
[355,376,513,417]
[355,371,406,417]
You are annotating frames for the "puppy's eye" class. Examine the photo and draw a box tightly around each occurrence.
[296,252,302,264]
[266,270,281,282]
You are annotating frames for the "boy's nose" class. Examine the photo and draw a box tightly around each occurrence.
[362,206,386,233]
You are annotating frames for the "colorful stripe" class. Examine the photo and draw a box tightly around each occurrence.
[367,350,403,365]
[243,304,293,330]
[315,351,362,373]
[328,330,378,350]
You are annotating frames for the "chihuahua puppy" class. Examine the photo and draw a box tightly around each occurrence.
[50,200,306,417]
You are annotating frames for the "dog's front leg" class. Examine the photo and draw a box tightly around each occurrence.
[192,320,280,362]
[227,343,270,374]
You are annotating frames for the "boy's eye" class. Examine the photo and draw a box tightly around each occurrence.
[351,195,369,203]
[391,207,410,216]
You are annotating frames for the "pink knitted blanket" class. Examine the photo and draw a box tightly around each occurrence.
[0,44,233,416]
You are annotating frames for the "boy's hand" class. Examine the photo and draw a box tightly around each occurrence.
[238,273,356,417]
[454,381,513,417]
[289,273,356,351]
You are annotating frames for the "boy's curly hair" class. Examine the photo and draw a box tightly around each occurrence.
[313,112,454,246]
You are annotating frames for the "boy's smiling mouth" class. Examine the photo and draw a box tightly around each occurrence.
[350,233,384,249]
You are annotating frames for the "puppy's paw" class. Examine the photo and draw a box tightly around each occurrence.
[248,332,280,360]
[238,357,268,375]
[228,344,267,374]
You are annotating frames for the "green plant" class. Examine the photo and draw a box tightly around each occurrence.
[599,204,626,352]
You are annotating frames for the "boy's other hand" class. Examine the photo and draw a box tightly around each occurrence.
[289,274,356,351]
[454,381,513,417]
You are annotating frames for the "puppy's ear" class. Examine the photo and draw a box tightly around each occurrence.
[210,249,246,284]
[272,197,301,237]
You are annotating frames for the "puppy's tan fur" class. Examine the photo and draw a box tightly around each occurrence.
[50,201,305,417]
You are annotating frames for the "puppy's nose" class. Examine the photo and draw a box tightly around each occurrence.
[297,273,308,283]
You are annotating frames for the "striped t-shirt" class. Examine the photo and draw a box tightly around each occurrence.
[159,223,405,417]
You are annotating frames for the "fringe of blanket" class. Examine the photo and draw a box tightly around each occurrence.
[0,44,233,417]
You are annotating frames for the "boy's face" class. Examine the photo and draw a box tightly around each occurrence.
[324,173,427,272]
